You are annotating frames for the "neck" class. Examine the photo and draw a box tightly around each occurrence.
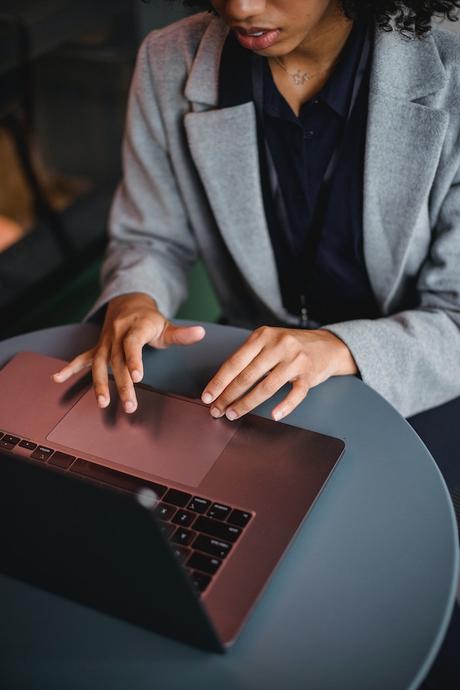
[281,8,354,71]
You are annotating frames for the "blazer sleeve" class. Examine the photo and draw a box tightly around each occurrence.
[82,35,198,323]
[323,162,460,418]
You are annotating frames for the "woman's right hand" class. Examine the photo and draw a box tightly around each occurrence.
[51,292,206,414]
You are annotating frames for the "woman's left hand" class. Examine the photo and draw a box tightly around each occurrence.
[201,327,358,422]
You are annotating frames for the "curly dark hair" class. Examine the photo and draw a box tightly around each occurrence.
[182,1,460,37]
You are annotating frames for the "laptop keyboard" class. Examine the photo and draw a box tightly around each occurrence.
[0,430,253,595]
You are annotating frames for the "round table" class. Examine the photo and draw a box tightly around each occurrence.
[0,322,458,690]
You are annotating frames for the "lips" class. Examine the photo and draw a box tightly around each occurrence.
[233,26,281,51]
[235,26,272,35]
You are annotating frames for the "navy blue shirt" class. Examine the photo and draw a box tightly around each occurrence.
[219,19,380,325]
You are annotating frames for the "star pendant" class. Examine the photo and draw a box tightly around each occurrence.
[293,70,312,85]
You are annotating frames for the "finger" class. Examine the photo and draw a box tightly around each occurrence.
[110,346,138,414]
[211,350,280,417]
[271,378,310,421]
[222,362,295,420]
[161,324,206,348]
[51,349,94,383]
[122,327,149,383]
[201,338,264,406]
[92,345,111,408]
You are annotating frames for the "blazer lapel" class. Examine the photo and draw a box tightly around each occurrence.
[363,28,449,312]
[185,104,286,316]
[184,18,287,319]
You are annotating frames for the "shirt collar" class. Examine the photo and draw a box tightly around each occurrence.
[218,31,253,108]
[317,17,369,117]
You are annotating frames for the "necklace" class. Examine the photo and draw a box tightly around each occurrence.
[273,56,339,86]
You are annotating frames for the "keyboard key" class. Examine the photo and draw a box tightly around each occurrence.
[30,446,54,462]
[190,571,212,593]
[188,496,211,514]
[49,451,76,469]
[0,440,15,451]
[159,522,176,538]
[171,545,191,564]
[228,509,253,528]
[193,535,232,559]
[187,552,221,575]
[208,503,231,520]
[70,459,167,498]
[163,489,192,508]
[148,482,168,498]
[2,435,20,446]
[172,510,196,528]
[155,503,176,521]
[193,516,241,543]
[18,440,37,451]
[171,528,195,546]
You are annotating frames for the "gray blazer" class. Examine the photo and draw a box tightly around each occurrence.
[84,12,460,418]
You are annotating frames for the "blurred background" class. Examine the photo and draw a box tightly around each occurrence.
[0,0,458,339]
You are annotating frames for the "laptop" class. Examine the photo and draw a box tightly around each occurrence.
[0,350,345,651]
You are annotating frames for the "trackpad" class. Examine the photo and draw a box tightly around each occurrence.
[47,381,239,487]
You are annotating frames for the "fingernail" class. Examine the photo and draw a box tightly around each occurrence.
[125,401,136,413]
[226,409,238,421]
[210,406,223,418]
[273,409,284,421]
[202,392,213,404]
[52,372,63,380]
[97,395,107,407]
[132,370,142,383]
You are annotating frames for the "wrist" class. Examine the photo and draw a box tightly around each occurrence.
[320,329,358,376]
[110,292,159,312]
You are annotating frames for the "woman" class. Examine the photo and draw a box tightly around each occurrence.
[52,0,460,427]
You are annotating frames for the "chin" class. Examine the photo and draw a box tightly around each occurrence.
[259,41,299,58]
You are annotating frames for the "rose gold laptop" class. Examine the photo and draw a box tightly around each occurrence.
[0,350,345,650]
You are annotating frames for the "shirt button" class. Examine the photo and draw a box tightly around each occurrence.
[313,99,319,105]
[303,130,315,139]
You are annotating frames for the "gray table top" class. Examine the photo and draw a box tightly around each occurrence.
[0,322,458,690]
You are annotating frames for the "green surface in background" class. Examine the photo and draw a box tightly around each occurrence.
[4,259,221,339]
[176,261,221,324]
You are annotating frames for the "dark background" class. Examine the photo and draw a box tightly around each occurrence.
[0,0,218,340]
